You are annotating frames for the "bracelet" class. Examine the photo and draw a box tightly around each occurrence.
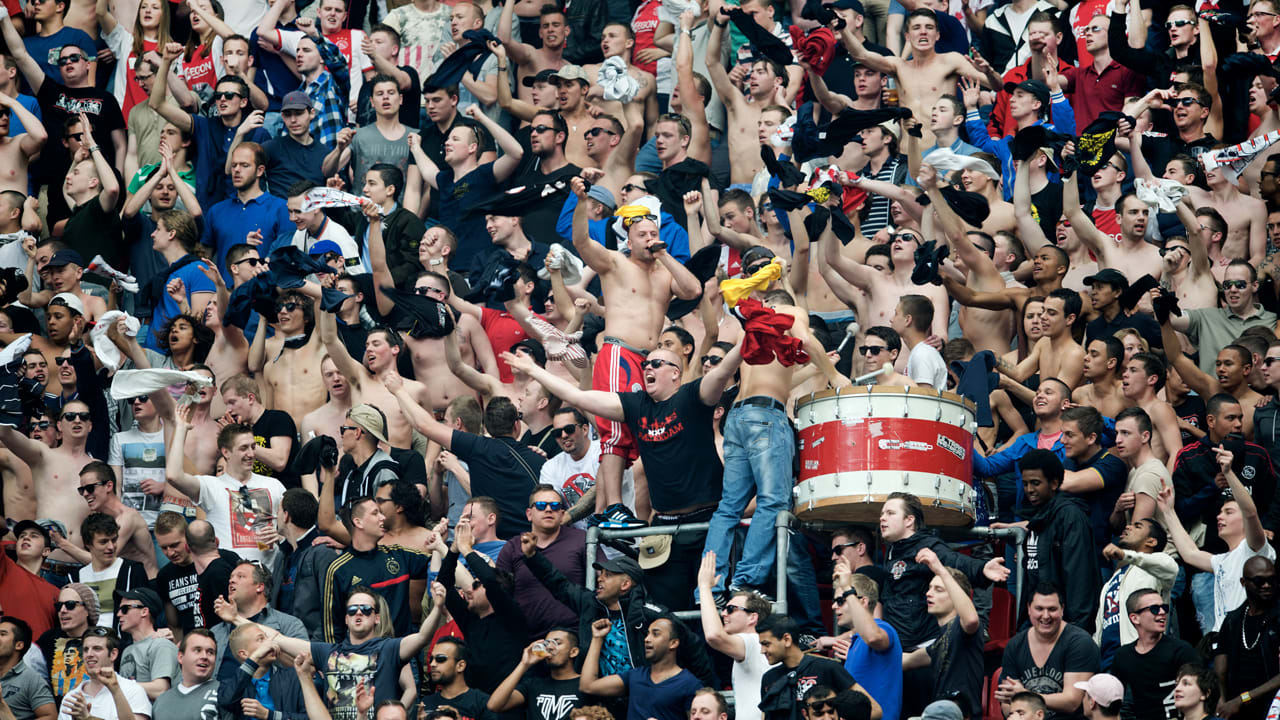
[498,64,508,71]
[1242,693,1253,704]
[714,20,727,27]
[87,145,100,154]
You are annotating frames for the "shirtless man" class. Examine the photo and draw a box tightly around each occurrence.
[72,462,157,577]
[570,175,702,527]
[316,286,435,451]
[1164,197,1219,311]
[19,249,108,323]
[841,8,995,147]
[702,283,848,594]
[499,0,569,103]
[857,326,916,386]
[583,24,655,123]
[1072,336,1130,420]
[0,400,96,564]
[546,66,595,169]
[250,290,328,420]
[182,365,222,476]
[1186,162,1268,268]
[0,413,51,522]
[583,105,645,192]
[0,90,46,193]
[1120,352,1184,469]
[704,187,791,260]
[820,222,949,337]
[492,42,559,125]
[706,10,795,186]
[955,158,1016,236]
[300,356,355,450]
[1063,151,1162,285]
[1001,289,1087,390]
[1160,320,1265,439]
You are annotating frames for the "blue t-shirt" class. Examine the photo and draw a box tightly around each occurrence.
[23,28,95,86]
[309,636,404,720]
[600,612,630,677]
[436,162,498,274]
[145,259,217,351]
[843,619,903,720]
[1065,449,1128,552]
[8,94,41,137]
[620,667,701,720]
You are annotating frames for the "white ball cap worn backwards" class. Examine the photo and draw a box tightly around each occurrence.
[1073,674,1124,707]
[50,292,85,316]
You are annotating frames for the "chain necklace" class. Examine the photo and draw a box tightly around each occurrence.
[1242,612,1265,651]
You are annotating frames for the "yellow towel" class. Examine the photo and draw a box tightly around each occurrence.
[720,259,782,308]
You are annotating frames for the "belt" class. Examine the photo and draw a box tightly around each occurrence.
[653,505,716,522]
[732,396,786,414]
[602,336,650,357]
[42,559,83,577]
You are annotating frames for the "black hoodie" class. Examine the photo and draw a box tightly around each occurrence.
[880,530,992,649]
[1019,492,1101,632]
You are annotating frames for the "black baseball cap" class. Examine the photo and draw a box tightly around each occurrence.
[522,69,557,88]
[593,556,644,583]
[1083,268,1129,291]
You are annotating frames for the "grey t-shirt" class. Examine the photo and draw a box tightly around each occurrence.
[120,635,180,685]
[2,658,56,720]
[349,125,417,194]
[151,681,223,720]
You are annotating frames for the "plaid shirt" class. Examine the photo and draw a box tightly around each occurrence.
[303,34,350,146]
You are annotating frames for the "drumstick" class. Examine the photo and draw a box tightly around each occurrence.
[834,322,860,355]
[853,362,893,385]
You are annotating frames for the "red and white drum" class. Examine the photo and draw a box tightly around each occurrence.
[793,386,978,526]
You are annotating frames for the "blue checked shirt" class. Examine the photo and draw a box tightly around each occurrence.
[302,35,350,146]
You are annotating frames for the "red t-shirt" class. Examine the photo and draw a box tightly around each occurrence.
[482,306,537,383]
[630,0,661,76]
[122,37,159,120]
[1069,0,1111,70]
[1091,206,1121,245]
[180,44,219,91]
[0,548,58,640]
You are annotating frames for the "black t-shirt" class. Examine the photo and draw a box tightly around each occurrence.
[516,163,581,249]
[420,688,495,720]
[156,559,204,631]
[33,80,126,184]
[927,617,984,715]
[264,135,331,198]
[513,674,592,720]
[450,431,545,538]
[1085,310,1163,353]
[61,195,125,268]
[520,426,561,460]
[355,66,421,128]
[1213,605,1280,720]
[618,379,723,513]
[1112,636,1200,720]
[196,551,240,627]
[1001,626,1101,720]
[761,655,855,720]
[253,409,300,488]
[1174,394,1206,447]
[1139,132,1218,177]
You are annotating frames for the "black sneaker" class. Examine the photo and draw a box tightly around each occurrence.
[598,503,646,529]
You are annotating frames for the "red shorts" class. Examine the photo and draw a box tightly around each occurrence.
[591,341,646,462]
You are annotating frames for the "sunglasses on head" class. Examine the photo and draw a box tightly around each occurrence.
[622,213,659,228]
[54,600,84,611]
[532,500,565,511]
[642,358,678,370]
[346,604,376,616]
[62,412,91,422]
[701,354,724,366]
[551,424,579,438]
[58,54,86,66]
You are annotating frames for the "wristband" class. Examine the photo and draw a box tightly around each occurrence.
[88,145,100,154]
[1242,693,1253,704]
[498,64,508,71]
[714,20,727,27]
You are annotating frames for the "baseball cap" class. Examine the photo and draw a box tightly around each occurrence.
[308,240,343,256]
[522,69,558,88]
[550,65,589,85]
[347,404,389,444]
[637,535,672,569]
[593,556,644,583]
[46,249,86,269]
[1074,674,1124,707]
[50,292,85,316]
[828,0,865,13]
[587,184,617,211]
[910,701,963,720]
[512,337,547,367]
[120,587,163,618]
[1004,79,1051,110]
[1083,268,1129,291]
[12,519,50,546]
[280,91,314,112]
[38,518,68,540]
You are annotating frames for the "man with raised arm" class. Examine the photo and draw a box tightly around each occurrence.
[566,175,701,529]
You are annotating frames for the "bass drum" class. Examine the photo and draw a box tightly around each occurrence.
[793,386,978,526]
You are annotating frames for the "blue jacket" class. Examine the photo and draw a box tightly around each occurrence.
[964,94,1077,200]
[973,431,1066,511]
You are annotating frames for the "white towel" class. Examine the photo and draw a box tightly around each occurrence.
[109,368,214,401]
[1133,178,1190,213]
[90,311,140,372]
[597,57,640,103]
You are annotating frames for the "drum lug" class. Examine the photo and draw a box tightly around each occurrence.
[935,403,942,422]
[902,396,909,417]
[864,472,873,502]
[807,392,816,425]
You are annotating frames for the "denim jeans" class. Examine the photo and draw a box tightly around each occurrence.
[1191,570,1216,634]
[703,402,795,591]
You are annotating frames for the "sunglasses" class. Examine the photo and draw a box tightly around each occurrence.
[832,541,860,555]
[1246,575,1278,587]
[214,91,245,100]
[58,54,86,66]
[551,424,579,438]
[584,127,617,138]
[62,412,91,422]
[1223,280,1249,290]
[66,132,84,141]
[642,358,679,370]
[1265,357,1280,367]
[413,286,441,296]
[721,604,748,615]
[621,183,643,193]
[744,262,771,276]
[1158,245,1187,257]
[1134,603,1169,615]
[117,604,144,613]
[532,500,565,511]
[129,396,150,404]
[78,480,109,495]
[806,701,836,714]
[622,213,659,228]
[893,233,921,243]
[277,302,301,313]
[1165,18,1195,27]
[54,600,84,611]
[701,354,724,366]
[1172,97,1203,107]
[431,655,452,664]
[29,420,51,430]
[835,589,859,604]
[530,124,558,134]
[55,357,73,366]
[234,257,264,267]
[346,604,376,616]
[340,424,360,433]
[859,345,887,355]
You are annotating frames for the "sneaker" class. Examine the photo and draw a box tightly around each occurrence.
[598,503,647,529]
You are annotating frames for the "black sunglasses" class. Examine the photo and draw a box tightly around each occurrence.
[214,91,245,100]
[62,412,91,422]
[58,54,86,66]
[54,600,84,611]
[1172,97,1203,107]
[66,132,84,141]
[470,581,483,591]
[530,124,557,134]
[859,345,887,355]
[346,605,376,616]
[1134,603,1170,615]
[1246,575,1277,587]
[340,425,360,433]
[234,257,264,267]
[129,396,150,404]
[55,356,73,366]
[413,286,441,296]
[832,541,861,554]
[531,500,565,511]
[551,425,579,438]
[1264,357,1280,367]
[621,183,643,193]
[277,302,301,313]
[642,358,678,370]
[701,355,724,366]
[584,127,617,138]
[77,480,108,495]
[431,655,452,664]
[117,604,144,613]
[28,420,51,430]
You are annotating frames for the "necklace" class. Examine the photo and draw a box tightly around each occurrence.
[1242,612,1264,651]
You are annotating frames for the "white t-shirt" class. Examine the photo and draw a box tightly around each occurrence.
[906,342,948,389]
[733,632,776,720]
[291,219,366,274]
[109,427,166,525]
[76,558,125,628]
[59,678,151,720]
[537,437,635,530]
[1211,537,1277,630]
[195,473,287,564]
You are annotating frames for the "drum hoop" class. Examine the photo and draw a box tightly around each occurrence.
[794,385,976,413]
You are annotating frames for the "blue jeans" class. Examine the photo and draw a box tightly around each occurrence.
[703,402,795,591]
[1191,570,1216,633]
